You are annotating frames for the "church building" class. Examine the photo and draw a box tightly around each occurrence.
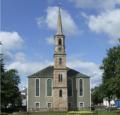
[27,7,91,112]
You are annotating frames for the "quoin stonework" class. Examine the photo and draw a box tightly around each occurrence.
[27,7,91,112]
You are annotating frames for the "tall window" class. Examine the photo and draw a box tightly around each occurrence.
[79,79,83,96]
[59,89,62,97]
[58,74,63,82]
[59,58,62,65]
[47,79,52,96]
[35,79,40,96]
[68,79,72,96]
[58,39,62,45]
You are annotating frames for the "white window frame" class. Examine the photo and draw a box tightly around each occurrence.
[35,102,40,108]
[79,78,84,97]
[79,102,84,108]
[47,102,52,108]
[35,78,40,97]
[46,78,53,97]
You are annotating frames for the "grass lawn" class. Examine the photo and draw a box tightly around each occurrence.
[97,111,120,115]
[8,111,120,115]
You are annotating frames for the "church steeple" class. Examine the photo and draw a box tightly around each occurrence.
[53,6,68,111]
[54,7,66,57]
[57,7,63,35]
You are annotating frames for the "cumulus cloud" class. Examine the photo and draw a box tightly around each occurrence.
[37,6,78,36]
[46,36,54,45]
[69,0,120,10]
[7,52,52,76]
[0,31,24,63]
[67,59,102,88]
[0,31,24,50]
[69,0,120,44]
[87,9,120,44]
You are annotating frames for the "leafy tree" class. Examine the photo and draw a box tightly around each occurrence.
[91,85,104,105]
[1,69,22,111]
[0,53,5,111]
[100,42,120,102]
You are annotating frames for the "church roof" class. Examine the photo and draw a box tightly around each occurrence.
[28,65,90,78]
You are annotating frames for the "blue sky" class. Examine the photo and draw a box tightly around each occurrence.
[1,0,120,89]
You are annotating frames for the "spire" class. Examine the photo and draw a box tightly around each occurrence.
[57,7,63,35]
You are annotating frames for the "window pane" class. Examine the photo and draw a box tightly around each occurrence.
[68,79,72,96]
[47,79,52,96]
[58,74,63,82]
[36,103,39,108]
[79,79,83,96]
[48,103,52,108]
[36,79,39,96]
[59,89,62,97]
[58,39,62,45]
[80,102,84,108]
[59,58,62,65]
[68,103,72,108]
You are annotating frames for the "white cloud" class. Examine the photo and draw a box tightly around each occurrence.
[37,6,78,36]
[46,36,54,45]
[7,52,52,76]
[69,0,120,44]
[36,16,45,28]
[88,9,120,44]
[69,0,120,10]
[0,31,24,50]
[67,59,103,88]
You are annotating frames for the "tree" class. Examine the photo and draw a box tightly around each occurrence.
[100,42,120,102]
[0,53,5,111]
[91,85,104,105]
[1,69,22,111]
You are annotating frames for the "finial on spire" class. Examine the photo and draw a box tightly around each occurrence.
[56,2,63,35]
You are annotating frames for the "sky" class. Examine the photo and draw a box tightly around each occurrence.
[1,0,120,89]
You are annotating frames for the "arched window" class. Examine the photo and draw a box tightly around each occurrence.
[59,89,62,97]
[58,39,62,45]
[59,58,62,65]
[79,79,83,96]
[35,79,40,96]
[47,79,52,96]
[68,79,73,96]
[58,74,63,82]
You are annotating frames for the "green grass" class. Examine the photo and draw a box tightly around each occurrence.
[97,111,120,115]
[7,111,120,115]
[8,112,67,115]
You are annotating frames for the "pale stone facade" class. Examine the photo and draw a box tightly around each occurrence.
[27,7,91,112]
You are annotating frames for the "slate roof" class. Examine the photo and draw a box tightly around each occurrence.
[28,65,90,78]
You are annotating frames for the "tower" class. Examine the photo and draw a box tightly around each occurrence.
[53,7,68,111]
